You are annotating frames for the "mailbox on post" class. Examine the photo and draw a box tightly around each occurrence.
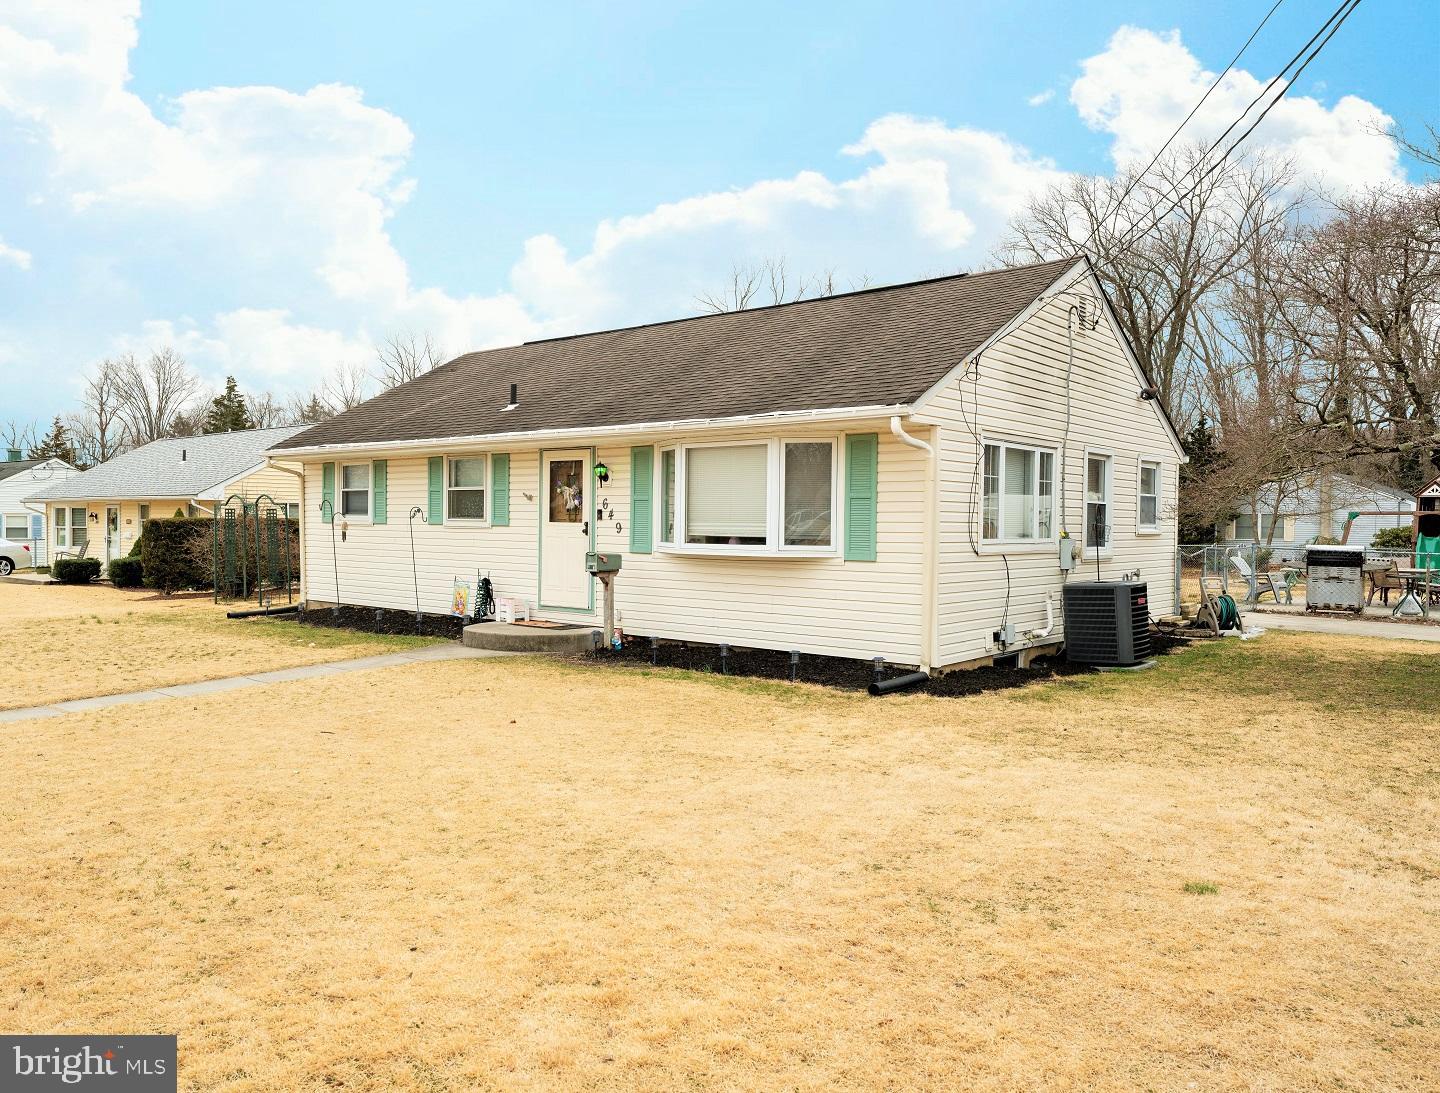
[586,551,622,649]
[585,551,622,575]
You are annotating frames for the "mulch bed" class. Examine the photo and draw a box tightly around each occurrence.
[580,628,1186,697]
[296,603,469,641]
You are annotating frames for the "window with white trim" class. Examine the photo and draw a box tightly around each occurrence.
[340,463,370,517]
[1085,454,1111,550]
[663,438,838,554]
[447,455,487,520]
[981,441,1055,542]
[1234,512,1282,541]
[1138,461,1160,531]
[659,447,676,545]
[3,516,27,541]
[54,507,67,547]
[138,503,150,529]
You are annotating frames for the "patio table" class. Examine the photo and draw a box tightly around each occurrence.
[1392,567,1437,619]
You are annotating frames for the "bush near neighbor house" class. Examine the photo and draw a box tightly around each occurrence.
[107,556,145,588]
[141,516,214,594]
[52,557,102,584]
[1371,526,1415,551]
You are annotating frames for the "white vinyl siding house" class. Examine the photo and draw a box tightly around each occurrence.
[0,456,77,566]
[278,258,1184,671]
[1217,473,1416,557]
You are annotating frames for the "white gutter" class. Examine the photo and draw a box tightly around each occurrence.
[269,403,912,459]
[890,416,937,674]
[264,458,307,601]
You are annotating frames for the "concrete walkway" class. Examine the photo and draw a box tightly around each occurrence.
[1249,607,1440,642]
[0,643,510,725]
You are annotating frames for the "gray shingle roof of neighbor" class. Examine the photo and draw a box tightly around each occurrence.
[25,426,308,502]
[0,458,51,483]
[273,256,1084,452]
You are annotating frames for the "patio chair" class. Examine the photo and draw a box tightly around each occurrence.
[53,536,91,563]
[1366,561,1403,607]
[1229,554,1283,605]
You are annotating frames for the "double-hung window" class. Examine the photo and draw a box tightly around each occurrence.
[340,463,371,518]
[1085,454,1112,550]
[660,438,837,554]
[1138,461,1161,531]
[447,456,487,520]
[981,441,1055,543]
[4,515,28,541]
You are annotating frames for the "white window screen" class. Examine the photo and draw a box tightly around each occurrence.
[1139,462,1159,528]
[686,444,768,545]
[783,441,833,547]
[1038,452,1054,537]
[1086,455,1110,548]
[341,464,370,517]
[1002,447,1036,539]
[660,449,676,543]
[448,456,486,519]
[982,445,1000,539]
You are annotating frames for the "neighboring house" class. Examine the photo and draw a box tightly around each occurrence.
[0,450,78,566]
[1217,473,1416,557]
[272,256,1185,672]
[26,426,306,566]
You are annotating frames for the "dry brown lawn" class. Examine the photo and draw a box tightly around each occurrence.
[2,630,1437,1090]
[0,581,433,709]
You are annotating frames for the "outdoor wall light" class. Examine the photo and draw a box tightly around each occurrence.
[88,512,99,523]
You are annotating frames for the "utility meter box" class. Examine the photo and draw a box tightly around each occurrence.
[585,551,622,574]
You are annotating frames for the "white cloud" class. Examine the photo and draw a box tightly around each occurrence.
[1071,26,1400,191]
[0,7,1409,417]
[0,236,31,269]
[1027,89,1055,107]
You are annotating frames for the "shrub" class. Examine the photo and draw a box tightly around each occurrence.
[108,556,145,588]
[1371,526,1414,551]
[128,530,145,557]
[53,557,102,584]
[141,516,214,593]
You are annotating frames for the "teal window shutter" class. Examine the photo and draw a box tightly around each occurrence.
[372,460,388,524]
[428,456,444,525]
[630,445,654,553]
[844,433,878,561]
[321,462,335,523]
[491,453,510,526]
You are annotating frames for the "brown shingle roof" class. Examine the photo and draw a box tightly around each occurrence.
[274,257,1080,451]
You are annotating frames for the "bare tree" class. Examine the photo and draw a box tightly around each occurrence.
[1280,182,1440,491]
[998,148,1297,423]
[323,362,371,411]
[114,348,203,445]
[65,357,128,467]
[245,390,286,429]
[2,419,37,455]
[374,333,444,390]
[696,257,847,314]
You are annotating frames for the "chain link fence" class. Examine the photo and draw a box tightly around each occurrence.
[1177,542,1427,609]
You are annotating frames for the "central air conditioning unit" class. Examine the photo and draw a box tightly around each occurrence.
[1062,580,1152,667]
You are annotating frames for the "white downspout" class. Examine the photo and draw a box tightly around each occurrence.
[265,458,307,602]
[890,416,936,674]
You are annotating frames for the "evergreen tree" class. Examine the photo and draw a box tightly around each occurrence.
[295,394,332,424]
[29,416,77,465]
[1177,417,1227,543]
[202,376,255,433]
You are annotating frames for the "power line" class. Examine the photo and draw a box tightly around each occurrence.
[1103,0,1362,263]
[1108,0,1362,263]
[1080,0,1287,251]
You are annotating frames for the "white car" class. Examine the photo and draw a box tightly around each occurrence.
[0,536,34,576]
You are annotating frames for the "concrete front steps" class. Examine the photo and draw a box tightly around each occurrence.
[461,620,599,654]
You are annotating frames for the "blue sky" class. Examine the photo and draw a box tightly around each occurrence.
[1,0,1436,429]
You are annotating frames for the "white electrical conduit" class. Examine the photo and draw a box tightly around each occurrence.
[1028,594,1055,640]
[890,416,936,674]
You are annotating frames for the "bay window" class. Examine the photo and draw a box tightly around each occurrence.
[447,456,487,520]
[660,438,837,554]
[981,441,1055,543]
[340,463,370,517]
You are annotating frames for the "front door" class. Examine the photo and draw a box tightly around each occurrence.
[105,506,121,562]
[539,450,591,611]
